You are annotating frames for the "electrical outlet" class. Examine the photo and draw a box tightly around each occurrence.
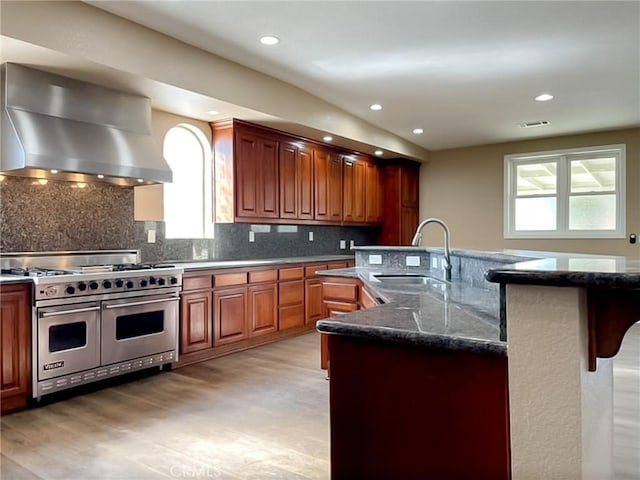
[369,254,382,265]
[406,256,420,267]
[349,240,355,249]
[431,257,438,269]
[147,229,156,243]
[309,231,314,241]
[340,240,346,249]
[249,231,255,242]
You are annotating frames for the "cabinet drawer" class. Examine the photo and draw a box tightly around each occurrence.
[327,262,348,270]
[279,280,304,306]
[279,304,305,330]
[214,272,248,287]
[323,280,359,302]
[248,269,278,283]
[305,264,328,278]
[279,267,304,281]
[182,274,212,291]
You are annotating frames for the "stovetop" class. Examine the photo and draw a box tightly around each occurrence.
[1,251,183,301]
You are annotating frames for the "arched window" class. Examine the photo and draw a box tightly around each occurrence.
[163,124,214,239]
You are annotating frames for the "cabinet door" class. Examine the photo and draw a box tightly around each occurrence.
[214,287,248,346]
[343,157,365,223]
[180,291,213,354]
[401,166,420,208]
[279,142,299,219]
[365,161,383,224]
[235,127,279,219]
[320,301,358,370]
[280,141,314,220]
[314,148,330,221]
[305,278,324,325]
[248,283,278,336]
[328,154,344,222]
[401,207,419,246]
[0,283,31,411]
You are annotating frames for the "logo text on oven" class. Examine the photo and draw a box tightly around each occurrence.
[44,361,65,370]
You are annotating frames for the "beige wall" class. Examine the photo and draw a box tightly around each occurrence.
[419,127,640,256]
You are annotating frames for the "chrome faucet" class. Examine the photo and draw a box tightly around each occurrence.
[411,218,452,281]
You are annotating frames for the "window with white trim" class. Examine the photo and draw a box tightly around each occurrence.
[163,124,214,239]
[504,144,625,239]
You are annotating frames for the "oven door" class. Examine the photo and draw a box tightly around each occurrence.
[37,302,101,380]
[101,294,179,365]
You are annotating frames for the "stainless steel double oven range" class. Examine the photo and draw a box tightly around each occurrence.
[1,250,183,399]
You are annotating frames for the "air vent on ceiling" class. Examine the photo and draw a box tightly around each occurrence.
[519,120,550,128]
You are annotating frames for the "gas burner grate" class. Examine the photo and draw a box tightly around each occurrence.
[2,267,73,277]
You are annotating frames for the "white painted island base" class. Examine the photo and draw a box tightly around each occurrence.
[506,285,614,480]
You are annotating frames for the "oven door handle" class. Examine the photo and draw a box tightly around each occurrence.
[40,306,101,318]
[103,297,179,310]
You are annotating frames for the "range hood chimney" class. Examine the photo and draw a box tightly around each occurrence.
[1,63,172,186]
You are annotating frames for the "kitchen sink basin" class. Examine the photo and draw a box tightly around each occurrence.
[373,274,447,285]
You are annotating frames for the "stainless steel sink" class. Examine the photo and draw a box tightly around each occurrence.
[373,274,447,285]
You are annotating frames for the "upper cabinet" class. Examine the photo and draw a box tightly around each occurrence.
[379,161,421,245]
[211,119,386,227]
[234,124,280,220]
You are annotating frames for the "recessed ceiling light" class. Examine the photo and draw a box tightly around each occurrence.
[50,169,59,174]
[374,150,383,156]
[97,174,105,179]
[535,93,554,102]
[137,179,144,183]
[412,128,424,134]
[260,35,280,45]
[206,110,219,115]
[369,103,382,111]
[323,135,333,142]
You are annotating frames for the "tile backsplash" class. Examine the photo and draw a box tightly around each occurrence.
[0,177,376,262]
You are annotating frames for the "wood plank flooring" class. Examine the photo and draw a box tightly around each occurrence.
[1,327,638,479]
[1,333,330,479]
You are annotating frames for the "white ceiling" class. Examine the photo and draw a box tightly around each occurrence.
[52,2,640,150]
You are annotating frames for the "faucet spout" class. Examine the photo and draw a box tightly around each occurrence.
[410,218,452,281]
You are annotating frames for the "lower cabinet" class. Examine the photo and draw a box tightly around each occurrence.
[248,283,278,336]
[180,273,213,355]
[279,267,305,330]
[1,282,32,414]
[214,286,249,346]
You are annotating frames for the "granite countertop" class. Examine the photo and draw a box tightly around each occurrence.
[316,267,505,355]
[0,255,354,284]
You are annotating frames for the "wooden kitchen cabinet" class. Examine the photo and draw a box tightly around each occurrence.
[180,273,213,355]
[234,123,280,220]
[314,147,343,223]
[280,140,314,220]
[304,264,328,325]
[342,156,366,223]
[380,161,421,245]
[1,282,32,414]
[365,160,384,224]
[214,286,249,346]
[279,267,305,330]
[248,283,278,336]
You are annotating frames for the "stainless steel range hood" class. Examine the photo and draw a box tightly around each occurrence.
[1,63,172,186]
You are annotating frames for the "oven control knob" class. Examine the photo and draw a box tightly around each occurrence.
[149,277,157,285]
[77,282,87,291]
[65,285,76,295]
[115,279,124,288]
[125,280,134,289]
[89,281,99,290]
[140,279,148,287]
[170,277,178,285]
[157,278,166,286]
[103,280,112,289]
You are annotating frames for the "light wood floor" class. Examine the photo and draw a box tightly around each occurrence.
[1,333,330,480]
[1,328,638,479]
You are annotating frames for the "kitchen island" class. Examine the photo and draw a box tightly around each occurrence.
[317,247,637,480]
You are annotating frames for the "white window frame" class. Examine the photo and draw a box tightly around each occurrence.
[163,124,214,240]
[504,144,626,239]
